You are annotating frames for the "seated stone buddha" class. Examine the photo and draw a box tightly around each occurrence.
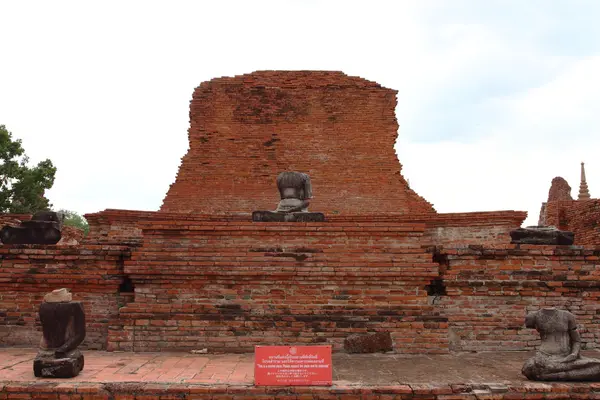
[522,308,600,381]
[275,171,313,213]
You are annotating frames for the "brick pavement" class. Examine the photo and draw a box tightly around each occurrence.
[2,348,600,398]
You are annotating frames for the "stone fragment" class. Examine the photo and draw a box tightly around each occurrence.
[33,288,86,378]
[43,288,72,303]
[522,308,600,381]
[510,226,574,245]
[344,332,393,353]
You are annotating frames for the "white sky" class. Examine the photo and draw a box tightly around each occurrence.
[0,1,598,226]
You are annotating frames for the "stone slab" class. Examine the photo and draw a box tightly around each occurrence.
[510,227,575,245]
[252,211,325,222]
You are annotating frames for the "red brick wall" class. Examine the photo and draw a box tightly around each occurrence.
[84,210,147,245]
[422,211,526,247]
[0,245,130,349]
[84,209,252,245]
[111,220,448,353]
[4,228,598,355]
[544,200,600,245]
[433,245,600,352]
[160,71,435,216]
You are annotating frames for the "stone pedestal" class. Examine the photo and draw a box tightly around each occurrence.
[252,211,325,222]
[33,350,84,378]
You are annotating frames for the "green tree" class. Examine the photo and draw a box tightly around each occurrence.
[0,125,56,213]
[59,209,89,235]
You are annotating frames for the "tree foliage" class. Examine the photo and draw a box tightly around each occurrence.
[0,125,56,213]
[59,209,89,235]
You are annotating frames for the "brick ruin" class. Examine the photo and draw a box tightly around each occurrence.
[1,71,599,355]
[160,71,434,216]
[538,166,600,245]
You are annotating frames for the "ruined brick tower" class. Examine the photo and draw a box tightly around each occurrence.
[161,71,434,215]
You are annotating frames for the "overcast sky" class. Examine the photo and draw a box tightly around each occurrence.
[1,1,598,226]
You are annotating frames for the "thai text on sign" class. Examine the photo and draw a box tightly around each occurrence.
[254,345,332,386]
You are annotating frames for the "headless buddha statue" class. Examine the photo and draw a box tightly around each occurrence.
[275,171,313,213]
[252,171,324,222]
[522,308,600,381]
[33,288,86,378]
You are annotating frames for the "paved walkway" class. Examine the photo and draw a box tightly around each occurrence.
[3,348,600,399]
[2,347,596,385]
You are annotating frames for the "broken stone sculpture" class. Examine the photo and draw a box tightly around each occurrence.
[252,171,325,222]
[510,226,574,245]
[0,211,64,245]
[522,308,600,381]
[33,288,86,378]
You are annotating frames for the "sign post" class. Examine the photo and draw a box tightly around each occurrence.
[254,345,332,386]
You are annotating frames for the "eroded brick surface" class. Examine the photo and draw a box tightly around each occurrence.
[112,220,447,353]
[543,200,600,245]
[434,245,600,352]
[160,71,435,216]
[0,245,130,349]
[82,209,526,248]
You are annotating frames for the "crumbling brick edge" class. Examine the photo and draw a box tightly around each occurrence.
[2,381,600,399]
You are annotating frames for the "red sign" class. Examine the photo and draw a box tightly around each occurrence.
[254,345,332,386]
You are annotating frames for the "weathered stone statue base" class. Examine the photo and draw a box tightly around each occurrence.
[33,350,84,378]
[252,211,325,222]
[510,226,574,245]
[522,354,600,381]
